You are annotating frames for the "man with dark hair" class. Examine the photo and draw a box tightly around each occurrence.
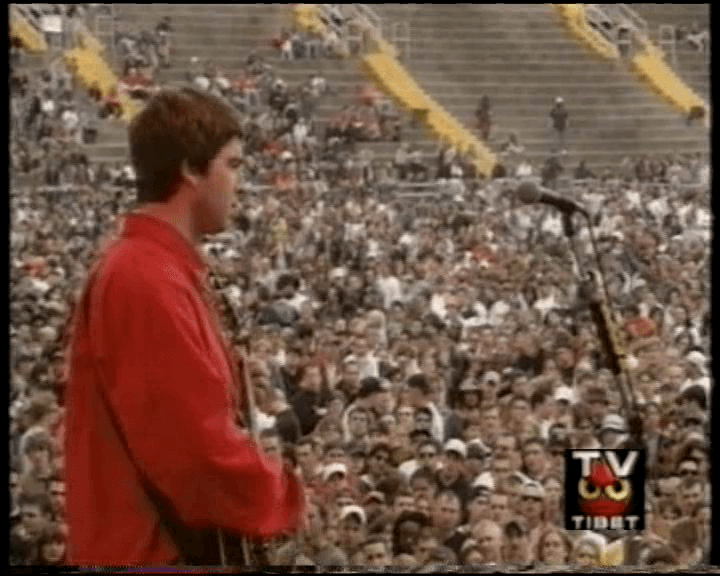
[10,492,54,565]
[392,509,430,558]
[405,373,455,442]
[294,436,322,489]
[362,535,391,567]
[521,437,549,481]
[678,476,704,520]
[271,499,348,566]
[48,472,66,523]
[410,466,439,503]
[343,404,371,446]
[259,427,283,463]
[503,517,533,566]
[65,88,304,565]
[399,437,441,480]
[508,394,533,437]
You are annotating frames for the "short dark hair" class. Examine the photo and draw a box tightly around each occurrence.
[129,87,243,203]
[406,373,432,396]
[259,427,281,441]
[18,492,53,517]
[679,385,707,410]
[572,402,593,427]
[22,431,54,456]
[411,465,438,487]
[369,441,391,459]
[679,475,703,492]
[522,436,546,453]
[295,436,317,452]
[530,387,551,410]
[435,488,461,507]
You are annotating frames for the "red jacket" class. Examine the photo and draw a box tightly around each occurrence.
[65,214,304,565]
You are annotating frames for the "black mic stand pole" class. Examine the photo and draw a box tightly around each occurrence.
[561,212,642,448]
[583,213,643,448]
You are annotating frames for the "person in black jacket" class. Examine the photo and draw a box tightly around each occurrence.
[290,362,331,436]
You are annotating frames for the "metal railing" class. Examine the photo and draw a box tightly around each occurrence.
[11,4,44,34]
[353,3,382,34]
[392,21,411,62]
[615,4,649,42]
[658,24,677,67]
[93,4,116,65]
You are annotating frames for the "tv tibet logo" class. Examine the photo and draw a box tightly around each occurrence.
[565,449,645,531]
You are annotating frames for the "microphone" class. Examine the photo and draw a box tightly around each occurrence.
[516,181,589,217]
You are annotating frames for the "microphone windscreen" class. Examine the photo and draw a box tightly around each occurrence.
[516,181,540,204]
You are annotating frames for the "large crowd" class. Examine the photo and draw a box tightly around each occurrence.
[9,6,712,570]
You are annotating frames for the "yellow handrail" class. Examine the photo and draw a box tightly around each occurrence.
[295,4,497,176]
[10,5,48,54]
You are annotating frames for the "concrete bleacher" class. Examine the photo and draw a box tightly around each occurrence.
[632,3,710,100]
[93,3,432,166]
[57,4,709,171]
[375,4,709,172]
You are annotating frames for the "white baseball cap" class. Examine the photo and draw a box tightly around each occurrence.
[323,462,348,482]
[472,471,495,492]
[600,414,627,434]
[554,385,575,404]
[339,505,366,525]
[444,439,467,459]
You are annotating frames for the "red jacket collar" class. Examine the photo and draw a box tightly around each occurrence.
[120,213,207,277]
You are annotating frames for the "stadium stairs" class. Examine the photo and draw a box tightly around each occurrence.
[10,5,49,54]
[96,3,437,168]
[54,4,709,172]
[291,5,498,176]
[9,9,134,171]
[553,4,708,127]
[631,3,710,101]
[373,4,709,173]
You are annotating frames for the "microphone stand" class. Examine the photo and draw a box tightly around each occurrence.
[561,212,643,448]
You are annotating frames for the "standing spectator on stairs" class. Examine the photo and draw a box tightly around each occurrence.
[155,17,173,68]
[549,97,569,155]
[476,95,493,142]
[686,21,709,54]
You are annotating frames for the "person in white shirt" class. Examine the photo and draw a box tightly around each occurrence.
[516,159,533,178]
[193,74,210,91]
[281,36,293,60]
[292,117,309,148]
[61,106,79,137]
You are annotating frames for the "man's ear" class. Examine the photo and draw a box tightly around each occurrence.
[179,159,201,191]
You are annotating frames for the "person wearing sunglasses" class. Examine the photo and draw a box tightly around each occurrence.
[358,441,395,493]
[398,438,441,481]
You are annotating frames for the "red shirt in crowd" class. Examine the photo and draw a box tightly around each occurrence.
[65,214,304,565]
[624,316,657,339]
